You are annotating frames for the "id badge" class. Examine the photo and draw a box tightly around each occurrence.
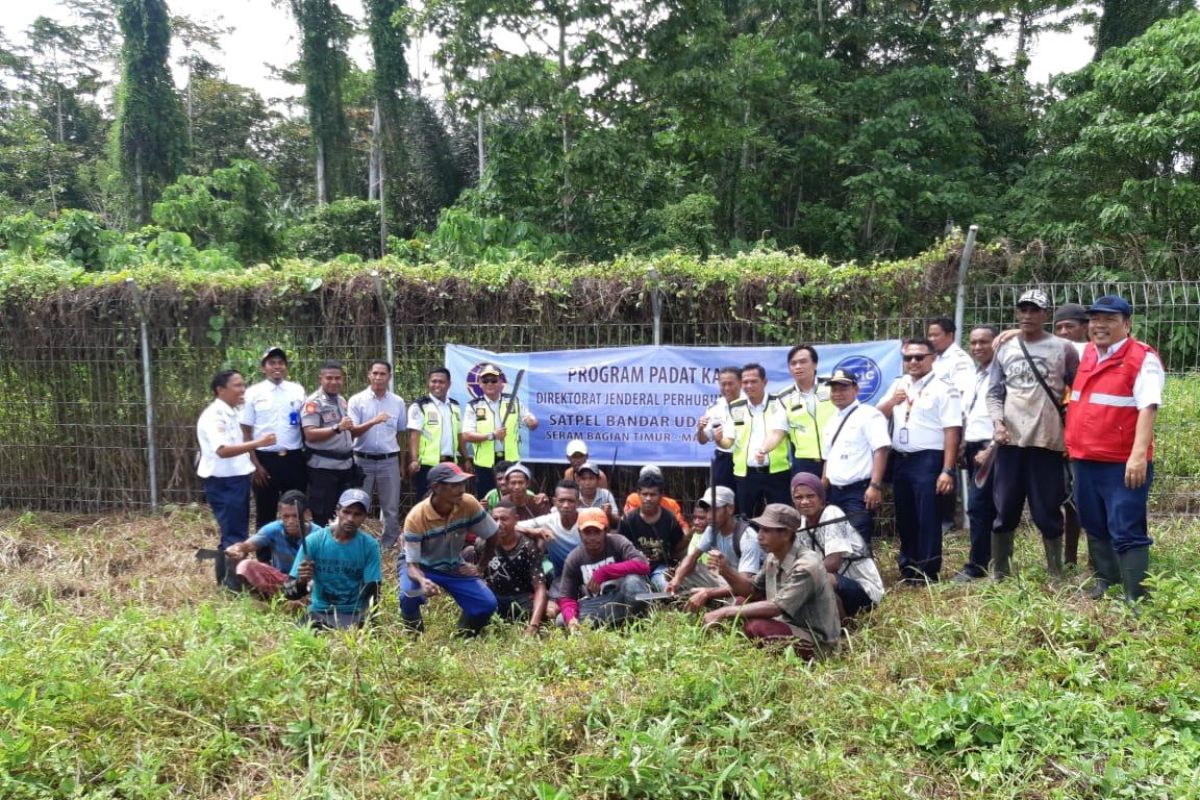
[898,427,909,445]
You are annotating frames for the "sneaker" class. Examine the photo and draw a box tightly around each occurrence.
[951,569,983,584]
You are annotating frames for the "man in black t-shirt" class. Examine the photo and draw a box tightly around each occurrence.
[616,471,687,591]
[477,501,548,634]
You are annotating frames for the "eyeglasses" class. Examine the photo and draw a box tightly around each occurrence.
[903,354,933,362]
[480,377,500,384]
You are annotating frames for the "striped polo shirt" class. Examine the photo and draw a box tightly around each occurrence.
[402,494,498,572]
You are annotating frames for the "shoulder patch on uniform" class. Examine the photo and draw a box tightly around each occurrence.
[303,401,318,414]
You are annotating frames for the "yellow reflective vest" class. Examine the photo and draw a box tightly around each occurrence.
[730,397,791,477]
[775,384,836,461]
[468,394,522,468]
[415,396,461,467]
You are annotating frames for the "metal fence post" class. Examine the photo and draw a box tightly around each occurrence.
[953,224,978,339]
[648,267,662,346]
[372,271,395,392]
[126,278,159,510]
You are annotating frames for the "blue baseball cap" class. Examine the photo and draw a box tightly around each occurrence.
[1087,295,1133,317]
[337,488,371,510]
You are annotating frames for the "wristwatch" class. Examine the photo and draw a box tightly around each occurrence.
[868,482,883,491]
[941,468,955,476]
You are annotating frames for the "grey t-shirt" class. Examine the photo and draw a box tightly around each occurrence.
[987,333,1079,451]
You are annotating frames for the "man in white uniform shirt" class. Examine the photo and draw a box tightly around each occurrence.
[695,366,742,496]
[951,326,999,583]
[877,338,962,584]
[717,363,791,516]
[240,347,307,530]
[821,368,890,543]
[349,360,406,549]
[199,369,276,587]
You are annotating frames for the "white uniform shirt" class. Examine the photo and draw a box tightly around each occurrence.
[799,505,884,604]
[879,373,962,453]
[349,388,406,454]
[962,364,995,444]
[197,398,254,478]
[702,395,739,454]
[1090,338,1165,409]
[934,342,974,397]
[407,396,459,458]
[745,396,788,466]
[822,401,891,486]
[239,379,305,452]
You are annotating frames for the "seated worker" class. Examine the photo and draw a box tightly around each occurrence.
[478,502,549,635]
[559,508,651,630]
[622,464,690,534]
[225,490,313,598]
[517,480,582,578]
[702,503,842,658]
[481,460,515,509]
[400,463,500,636]
[287,488,382,630]
[790,472,884,619]
[617,471,688,591]
[563,439,609,488]
[574,460,617,519]
[502,463,550,521]
[666,486,763,609]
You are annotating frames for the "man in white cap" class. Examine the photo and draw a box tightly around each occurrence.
[563,439,609,488]
[821,367,890,543]
[288,488,381,629]
[987,288,1079,578]
[666,485,762,608]
[240,346,307,531]
[462,362,538,500]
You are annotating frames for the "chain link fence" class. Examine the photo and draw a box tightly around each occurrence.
[1,279,1197,514]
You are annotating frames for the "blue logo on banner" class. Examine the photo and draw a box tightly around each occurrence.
[832,355,883,402]
[465,362,509,399]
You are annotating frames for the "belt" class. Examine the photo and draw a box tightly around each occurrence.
[745,465,777,473]
[258,448,303,457]
[893,450,939,458]
[714,450,733,459]
[832,478,870,490]
[356,452,399,461]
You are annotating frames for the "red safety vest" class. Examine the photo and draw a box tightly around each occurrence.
[1065,338,1156,463]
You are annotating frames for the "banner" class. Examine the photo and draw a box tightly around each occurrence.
[444,342,902,466]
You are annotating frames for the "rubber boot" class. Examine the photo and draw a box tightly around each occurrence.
[991,531,1014,579]
[215,551,228,587]
[456,612,493,638]
[400,614,425,634]
[1116,546,1150,605]
[1084,534,1120,600]
[1042,536,1065,579]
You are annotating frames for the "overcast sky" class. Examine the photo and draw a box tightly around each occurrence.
[1,0,1094,106]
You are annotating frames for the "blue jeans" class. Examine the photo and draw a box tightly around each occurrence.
[892,450,944,582]
[203,475,251,549]
[399,567,498,621]
[1074,460,1154,554]
[963,441,996,577]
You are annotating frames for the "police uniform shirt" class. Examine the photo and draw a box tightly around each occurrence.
[348,388,406,454]
[822,400,890,486]
[962,365,994,444]
[1092,338,1165,409]
[407,396,458,458]
[240,379,306,452]
[934,342,975,397]
[880,373,962,454]
[302,389,353,468]
[701,395,739,454]
[197,398,255,479]
[744,397,788,466]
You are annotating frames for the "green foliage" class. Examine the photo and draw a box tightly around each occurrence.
[151,160,281,262]
[285,197,382,261]
[392,204,571,265]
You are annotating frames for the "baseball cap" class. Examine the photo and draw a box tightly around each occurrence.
[261,346,287,363]
[574,460,600,476]
[337,488,371,510]
[428,463,472,484]
[504,463,532,481]
[1016,289,1050,309]
[578,507,608,532]
[1052,303,1089,324]
[478,363,502,377]
[826,368,859,386]
[750,503,802,531]
[696,486,735,509]
[639,464,663,479]
[566,439,588,457]
[1087,295,1134,317]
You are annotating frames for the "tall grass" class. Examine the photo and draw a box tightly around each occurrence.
[2,510,1199,799]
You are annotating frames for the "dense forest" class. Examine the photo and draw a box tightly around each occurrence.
[0,0,1198,275]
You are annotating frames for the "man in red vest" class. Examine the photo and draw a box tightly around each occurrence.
[1065,295,1164,603]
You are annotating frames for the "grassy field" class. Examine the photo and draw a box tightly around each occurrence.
[2,508,1200,799]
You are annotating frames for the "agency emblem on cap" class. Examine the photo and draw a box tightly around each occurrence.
[578,507,608,532]
[337,488,371,510]
[478,363,502,377]
[1016,289,1051,309]
[826,368,859,386]
[566,439,588,456]
[1087,295,1134,317]
[261,346,288,363]
[428,463,473,484]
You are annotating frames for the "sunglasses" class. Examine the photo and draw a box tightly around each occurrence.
[903,354,933,362]
[480,377,500,383]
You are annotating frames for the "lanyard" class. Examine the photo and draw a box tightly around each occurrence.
[966,370,987,416]
[828,403,860,451]
[902,375,933,425]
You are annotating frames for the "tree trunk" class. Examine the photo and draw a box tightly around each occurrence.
[316,138,327,206]
[558,12,572,235]
[369,103,381,202]
[134,148,146,224]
